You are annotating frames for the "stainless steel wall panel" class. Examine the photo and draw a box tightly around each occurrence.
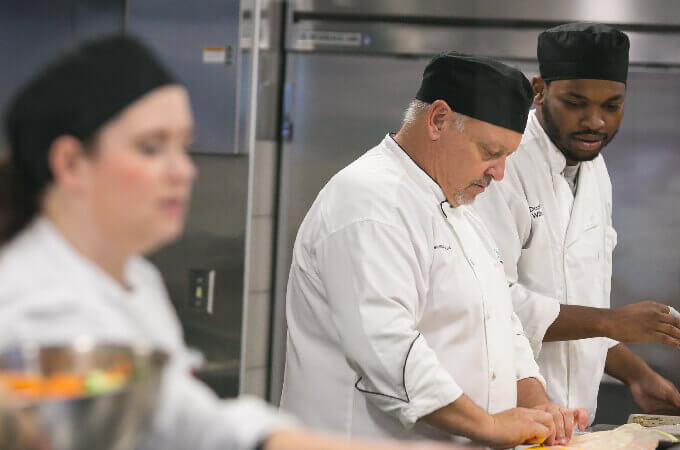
[127,0,242,154]
[149,153,248,397]
[288,20,680,66]
[291,0,680,26]
[0,0,124,150]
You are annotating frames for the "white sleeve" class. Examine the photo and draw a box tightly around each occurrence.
[511,311,546,388]
[474,182,560,357]
[141,356,297,450]
[315,220,463,428]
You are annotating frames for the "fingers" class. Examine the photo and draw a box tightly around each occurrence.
[652,332,680,350]
[660,379,680,409]
[549,408,566,445]
[657,309,680,328]
[574,408,590,431]
[532,409,554,444]
[523,422,551,446]
[658,323,680,341]
[562,408,575,442]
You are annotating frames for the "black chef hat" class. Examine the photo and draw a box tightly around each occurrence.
[4,34,177,190]
[538,23,630,84]
[415,51,533,134]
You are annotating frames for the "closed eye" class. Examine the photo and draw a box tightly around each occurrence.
[604,103,623,112]
[480,144,503,160]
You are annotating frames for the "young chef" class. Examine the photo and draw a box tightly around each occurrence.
[0,34,467,450]
[280,52,589,448]
[473,23,680,423]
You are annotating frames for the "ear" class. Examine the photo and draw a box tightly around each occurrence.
[47,135,90,192]
[532,77,547,106]
[425,99,451,141]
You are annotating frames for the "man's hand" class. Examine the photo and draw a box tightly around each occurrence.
[530,403,588,446]
[630,370,680,415]
[423,394,552,449]
[546,302,680,344]
[479,407,554,449]
[607,301,680,349]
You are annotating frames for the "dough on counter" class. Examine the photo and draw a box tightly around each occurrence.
[565,424,660,450]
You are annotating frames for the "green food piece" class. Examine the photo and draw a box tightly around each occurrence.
[85,370,125,395]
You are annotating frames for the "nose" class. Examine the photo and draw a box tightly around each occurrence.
[581,106,606,131]
[486,157,506,182]
[169,148,197,184]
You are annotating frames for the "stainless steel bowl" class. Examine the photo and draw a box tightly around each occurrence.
[0,339,168,450]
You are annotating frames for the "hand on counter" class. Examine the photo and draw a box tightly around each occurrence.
[422,394,553,449]
[629,369,680,415]
[515,377,588,447]
[530,403,588,446]
[606,342,680,415]
[482,407,555,449]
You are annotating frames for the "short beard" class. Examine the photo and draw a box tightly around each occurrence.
[454,189,469,206]
[453,175,493,206]
[541,102,618,162]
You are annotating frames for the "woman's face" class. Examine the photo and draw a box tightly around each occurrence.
[82,85,196,254]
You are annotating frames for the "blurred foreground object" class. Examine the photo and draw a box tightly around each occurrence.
[0,340,167,450]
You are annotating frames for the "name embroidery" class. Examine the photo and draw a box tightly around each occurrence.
[434,244,452,251]
[529,203,544,219]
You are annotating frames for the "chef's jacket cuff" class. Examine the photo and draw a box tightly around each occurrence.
[401,375,463,428]
[516,372,547,392]
[522,298,561,358]
[604,337,620,349]
[219,396,301,450]
[384,337,464,428]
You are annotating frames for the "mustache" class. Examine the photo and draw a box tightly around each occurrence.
[571,130,608,139]
[471,175,493,187]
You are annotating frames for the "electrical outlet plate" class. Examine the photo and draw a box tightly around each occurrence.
[187,269,215,314]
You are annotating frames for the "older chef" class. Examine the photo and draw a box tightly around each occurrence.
[0,35,467,450]
[473,23,680,423]
[280,52,589,448]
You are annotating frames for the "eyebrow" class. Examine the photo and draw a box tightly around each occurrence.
[562,92,625,103]
[136,127,194,141]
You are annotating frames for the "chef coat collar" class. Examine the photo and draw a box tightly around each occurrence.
[33,216,138,297]
[384,134,447,205]
[525,109,569,174]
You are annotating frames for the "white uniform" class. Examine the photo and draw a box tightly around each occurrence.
[280,134,544,442]
[473,110,619,423]
[0,217,296,450]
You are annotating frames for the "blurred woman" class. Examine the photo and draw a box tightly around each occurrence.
[0,35,465,450]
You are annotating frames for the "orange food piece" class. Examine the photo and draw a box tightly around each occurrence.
[0,373,43,398]
[45,373,84,398]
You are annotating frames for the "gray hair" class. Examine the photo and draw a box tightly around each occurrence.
[402,99,466,131]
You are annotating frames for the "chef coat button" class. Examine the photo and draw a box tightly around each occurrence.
[491,372,496,381]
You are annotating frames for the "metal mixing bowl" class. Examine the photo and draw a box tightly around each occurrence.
[0,339,168,450]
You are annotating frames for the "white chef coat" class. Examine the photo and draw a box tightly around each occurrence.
[0,217,296,450]
[472,110,619,423]
[280,134,544,443]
